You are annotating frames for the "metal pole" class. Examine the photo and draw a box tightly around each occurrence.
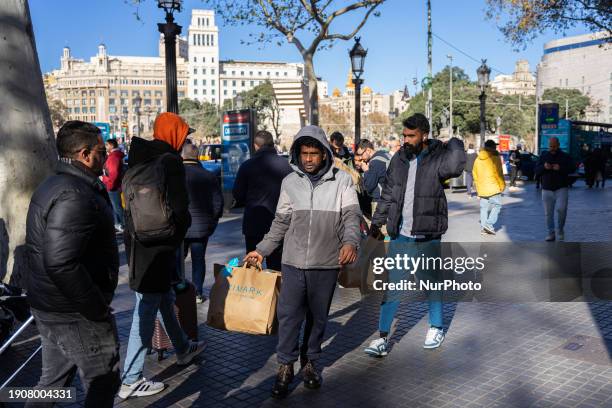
[0,315,34,355]
[354,78,363,146]
[1,345,42,390]
[427,0,433,138]
[479,90,486,147]
[158,12,182,114]
[448,54,453,138]
[565,98,569,119]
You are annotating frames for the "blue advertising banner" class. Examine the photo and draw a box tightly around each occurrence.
[93,122,112,142]
[221,110,253,191]
[540,119,570,153]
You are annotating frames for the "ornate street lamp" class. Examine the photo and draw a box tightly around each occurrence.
[134,95,142,139]
[157,0,182,114]
[349,37,367,146]
[476,59,491,148]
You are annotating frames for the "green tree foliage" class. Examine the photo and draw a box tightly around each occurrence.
[542,88,592,120]
[399,66,536,139]
[47,98,68,128]
[485,0,612,49]
[179,98,221,141]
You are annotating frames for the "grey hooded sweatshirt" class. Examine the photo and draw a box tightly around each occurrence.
[256,126,362,269]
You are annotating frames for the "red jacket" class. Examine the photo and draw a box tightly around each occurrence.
[102,149,125,191]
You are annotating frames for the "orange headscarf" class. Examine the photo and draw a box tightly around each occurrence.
[153,112,190,151]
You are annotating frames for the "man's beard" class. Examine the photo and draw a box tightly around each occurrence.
[404,141,423,157]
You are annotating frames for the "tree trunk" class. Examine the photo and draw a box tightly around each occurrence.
[303,54,319,126]
[0,0,57,285]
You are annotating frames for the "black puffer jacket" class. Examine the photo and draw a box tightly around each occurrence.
[184,160,224,239]
[372,138,466,239]
[124,137,191,293]
[25,162,119,321]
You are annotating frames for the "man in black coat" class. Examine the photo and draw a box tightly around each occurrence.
[181,144,224,303]
[120,113,205,399]
[535,136,574,241]
[364,113,465,357]
[25,121,120,407]
[233,130,292,270]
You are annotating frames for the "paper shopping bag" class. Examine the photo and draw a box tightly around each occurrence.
[207,263,281,335]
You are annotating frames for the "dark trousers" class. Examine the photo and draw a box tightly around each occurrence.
[184,237,209,296]
[26,309,120,408]
[510,166,519,186]
[107,190,124,226]
[276,264,338,364]
[465,171,474,196]
[245,235,283,271]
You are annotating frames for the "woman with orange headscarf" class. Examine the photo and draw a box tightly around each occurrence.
[120,112,205,399]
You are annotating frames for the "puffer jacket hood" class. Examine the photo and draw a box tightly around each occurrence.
[289,125,334,179]
[477,148,499,161]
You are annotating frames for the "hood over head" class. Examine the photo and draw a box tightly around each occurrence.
[153,112,190,151]
[289,126,334,181]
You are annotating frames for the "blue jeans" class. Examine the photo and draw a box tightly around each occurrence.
[542,188,568,234]
[184,238,209,296]
[480,193,502,230]
[108,190,124,226]
[121,290,190,385]
[379,236,443,333]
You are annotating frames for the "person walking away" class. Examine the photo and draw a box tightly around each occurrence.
[465,144,477,197]
[508,145,522,190]
[181,144,224,303]
[233,130,292,271]
[535,136,574,241]
[473,140,506,235]
[102,138,125,233]
[25,121,120,407]
[119,113,205,399]
[593,148,606,188]
[363,113,465,356]
[245,126,361,398]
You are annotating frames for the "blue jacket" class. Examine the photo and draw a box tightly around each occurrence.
[233,146,293,237]
[184,160,224,239]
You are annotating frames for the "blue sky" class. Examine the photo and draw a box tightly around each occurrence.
[30,0,591,95]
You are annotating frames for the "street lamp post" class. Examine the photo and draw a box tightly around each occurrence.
[349,37,367,146]
[477,59,491,148]
[447,54,453,138]
[157,0,182,114]
[134,95,142,139]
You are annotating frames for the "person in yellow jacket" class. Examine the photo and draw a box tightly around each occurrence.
[473,140,506,235]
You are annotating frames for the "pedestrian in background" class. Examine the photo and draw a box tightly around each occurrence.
[181,143,224,303]
[245,126,361,399]
[354,139,391,216]
[508,144,522,190]
[535,136,574,241]
[25,121,120,407]
[329,131,353,168]
[465,143,477,197]
[120,113,204,399]
[233,130,292,271]
[103,138,125,233]
[473,139,505,235]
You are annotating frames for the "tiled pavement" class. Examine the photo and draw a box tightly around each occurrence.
[1,181,611,407]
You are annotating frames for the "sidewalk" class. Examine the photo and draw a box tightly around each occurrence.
[1,182,611,408]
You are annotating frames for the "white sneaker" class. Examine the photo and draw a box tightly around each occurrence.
[364,337,388,357]
[118,378,165,399]
[176,340,206,366]
[423,327,445,349]
[114,224,124,233]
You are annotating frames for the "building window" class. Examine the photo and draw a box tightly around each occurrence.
[121,90,128,97]
[223,80,227,86]
[193,35,196,46]
[211,35,214,46]
[110,90,116,96]
[109,106,116,113]
[132,90,139,96]
[90,98,95,105]
[203,68,207,75]
[155,90,162,97]
[144,99,151,105]
[211,68,215,75]
[211,89,215,95]
[82,98,86,105]
[203,79,207,86]
[267,72,270,76]
[156,99,162,106]
[194,79,198,85]
[203,89,207,95]
[232,71,235,75]
[241,80,245,87]
[240,71,244,76]
[232,80,236,86]
[258,71,262,76]
[194,68,198,74]
[212,57,214,63]
[250,81,254,86]
[121,98,127,105]
[565,78,568,86]
[109,98,115,105]
[224,90,227,95]
[233,90,237,95]
[212,79,216,85]
[74,107,80,113]
[212,98,215,104]
[276,72,279,76]
[90,107,96,114]
[284,72,288,76]
[194,89,198,95]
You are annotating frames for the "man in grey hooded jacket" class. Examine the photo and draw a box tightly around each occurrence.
[246,125,361,398]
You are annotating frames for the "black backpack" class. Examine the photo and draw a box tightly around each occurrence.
[122,153,176,245]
